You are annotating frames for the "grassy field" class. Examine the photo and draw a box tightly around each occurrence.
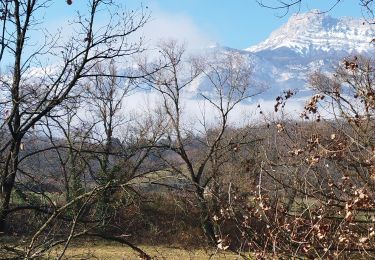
[46,242,244,259]
[1,239,245,259]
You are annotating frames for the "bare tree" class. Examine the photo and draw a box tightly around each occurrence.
[0,0,149,233]
[218,55,375,258]
[257,0,374,20]
[138,41,262,246]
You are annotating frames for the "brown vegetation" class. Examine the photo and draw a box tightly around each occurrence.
[0,0,375,259]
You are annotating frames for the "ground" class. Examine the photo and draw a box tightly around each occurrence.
[50,243,243,259]
[1,239,246,259]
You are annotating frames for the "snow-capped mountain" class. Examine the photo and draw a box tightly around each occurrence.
[209,10,375,101]
[247,9,374,55]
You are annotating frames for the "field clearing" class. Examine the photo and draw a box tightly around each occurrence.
[1,239,245,259]
[49,244,243,259]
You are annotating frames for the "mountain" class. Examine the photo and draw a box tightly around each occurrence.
[247,9,374,55]
[205,10,375,101]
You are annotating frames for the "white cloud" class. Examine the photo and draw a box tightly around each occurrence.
[118,90,309,133]
[139,5,215,52]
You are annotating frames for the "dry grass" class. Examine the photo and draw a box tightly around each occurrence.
[46,242,244,259]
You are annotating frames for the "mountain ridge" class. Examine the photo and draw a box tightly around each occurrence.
[246,9,374,55]
[216,10,375,100]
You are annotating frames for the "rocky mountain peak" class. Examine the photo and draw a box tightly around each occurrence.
[246,10,374,55]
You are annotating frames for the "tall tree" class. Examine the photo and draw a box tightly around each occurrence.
[0,0,148,233]
[139,41,261,245]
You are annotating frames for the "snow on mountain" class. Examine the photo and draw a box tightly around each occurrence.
[232,10,375,101]
[246,9,374,55]
[144,10,375,119]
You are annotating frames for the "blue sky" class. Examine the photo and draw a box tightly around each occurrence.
[144,0,364,48]
[50,0,364,49]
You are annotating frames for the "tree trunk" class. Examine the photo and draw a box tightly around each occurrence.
[0,141,20,233]
[196,186,217,245]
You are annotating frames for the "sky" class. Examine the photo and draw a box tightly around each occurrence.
[2,0,368,125]
[47,0,366,50]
